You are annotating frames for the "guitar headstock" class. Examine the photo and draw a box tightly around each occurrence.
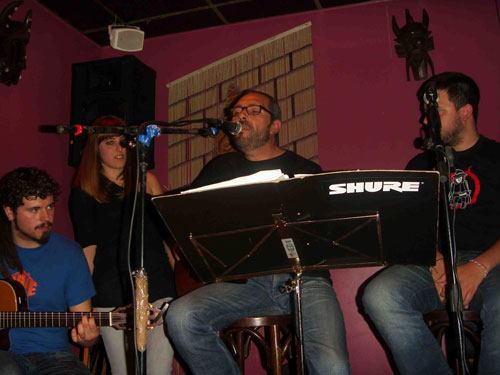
[110,306,134,330]
[110,304,168,330]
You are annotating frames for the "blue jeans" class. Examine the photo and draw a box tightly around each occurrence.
[166,273,351,375]
[0,350,91,375]
[362,251,500,375]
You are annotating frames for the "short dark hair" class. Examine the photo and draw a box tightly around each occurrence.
[418,72,480,122]
[0,167,61,211]
[0,167,60,278]
[226,89,282,121]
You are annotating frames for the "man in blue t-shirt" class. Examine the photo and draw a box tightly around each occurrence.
[0,167,98,375]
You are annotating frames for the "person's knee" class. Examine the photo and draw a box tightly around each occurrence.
[165,297,204,340]
[165,298,185,337]
[0,363,25,375]
[362,276,395,317]
[481,292,500,332]
[0,353,27,375]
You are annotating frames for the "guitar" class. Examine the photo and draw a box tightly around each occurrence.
[0,278,132,350]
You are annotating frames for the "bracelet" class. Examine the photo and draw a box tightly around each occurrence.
[469,259,488,278]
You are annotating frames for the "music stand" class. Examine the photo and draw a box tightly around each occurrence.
[152,169,439,372]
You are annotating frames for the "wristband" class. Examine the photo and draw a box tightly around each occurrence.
[469,259,488,279]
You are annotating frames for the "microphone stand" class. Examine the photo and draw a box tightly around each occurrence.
[423,88,470,375]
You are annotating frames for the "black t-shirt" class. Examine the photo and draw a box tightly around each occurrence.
[406,136,500,253]
[69,184,176,307]
[191,150,322,188]
[191,150,331,280]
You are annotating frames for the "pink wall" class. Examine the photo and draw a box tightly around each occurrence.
[0,0,100,236]
[1,0,499,373]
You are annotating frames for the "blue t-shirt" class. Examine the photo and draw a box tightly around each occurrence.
[7,232,95,354]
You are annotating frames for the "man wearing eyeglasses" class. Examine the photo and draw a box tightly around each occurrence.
[166,90,351,375]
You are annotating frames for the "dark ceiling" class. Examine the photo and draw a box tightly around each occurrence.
[37,0,373,46]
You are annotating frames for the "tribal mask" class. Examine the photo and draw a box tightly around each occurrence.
[0,1,32,86]
[392,9,435,81]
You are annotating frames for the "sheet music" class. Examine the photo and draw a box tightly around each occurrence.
[181,169,296,194]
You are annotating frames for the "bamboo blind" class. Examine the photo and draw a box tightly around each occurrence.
[166,22,318,190]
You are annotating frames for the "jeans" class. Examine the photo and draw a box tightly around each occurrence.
[166,273,351,375]
[0,350,90,375]
[362,251,500,375]
[97,297,174,375]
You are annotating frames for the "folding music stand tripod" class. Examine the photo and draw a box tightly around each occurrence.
[153,169,440,373]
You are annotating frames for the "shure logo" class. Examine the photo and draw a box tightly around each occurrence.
[329,181,420,195]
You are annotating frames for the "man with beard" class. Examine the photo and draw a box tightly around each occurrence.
[166,90,351,375]
[0,167,98,375]
[363,72,500,374]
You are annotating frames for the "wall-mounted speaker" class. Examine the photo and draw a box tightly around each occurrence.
[69,55,156,168]
[109,26,144,52]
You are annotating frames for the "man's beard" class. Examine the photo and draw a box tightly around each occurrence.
[14,219,52,245]
[231,121,272,152]
[442,116,465,147]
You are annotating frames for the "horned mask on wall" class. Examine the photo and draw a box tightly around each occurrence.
[392,9,435,81]
[0,0,32,86]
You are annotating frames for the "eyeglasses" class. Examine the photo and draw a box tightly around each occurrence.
[229,105,273,118]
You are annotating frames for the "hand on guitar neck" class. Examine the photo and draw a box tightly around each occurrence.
[0,279,139,350]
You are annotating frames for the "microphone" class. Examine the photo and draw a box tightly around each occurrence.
[205,119,242,136]
[39,124,133,136]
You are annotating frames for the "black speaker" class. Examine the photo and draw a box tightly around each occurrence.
[69,55,156,168]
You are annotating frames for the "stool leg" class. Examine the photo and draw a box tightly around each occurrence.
[269,325,282,375]
[236,331,246,375]
[295,334,303,375]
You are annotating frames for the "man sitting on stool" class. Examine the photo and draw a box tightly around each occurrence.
[166,89,351,375]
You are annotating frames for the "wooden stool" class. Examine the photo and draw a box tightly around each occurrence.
[220,315,302,375]
[423,310,482,372]
[81,336,111,375]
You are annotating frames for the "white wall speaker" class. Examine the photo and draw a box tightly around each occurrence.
[108,26,144,52]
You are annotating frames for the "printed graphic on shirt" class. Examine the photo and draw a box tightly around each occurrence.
[449,166,480,209]
[11,271,38,296]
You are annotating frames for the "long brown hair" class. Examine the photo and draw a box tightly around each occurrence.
[73,115,137,202]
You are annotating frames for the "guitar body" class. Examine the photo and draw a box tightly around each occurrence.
[0,279,28,350]
[174,256,203,297]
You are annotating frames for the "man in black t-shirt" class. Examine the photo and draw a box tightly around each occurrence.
[166,90,351,375]
[363,72,500,375]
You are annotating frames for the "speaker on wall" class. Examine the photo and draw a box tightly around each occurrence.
[69,55,156,168]
[109,26,144,52]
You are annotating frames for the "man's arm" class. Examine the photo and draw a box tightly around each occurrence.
[430,251,447,303]
[458,237,500,308]
[69,299,99,347]
[82,245,96,274]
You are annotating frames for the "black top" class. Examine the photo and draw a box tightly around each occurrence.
[191,150,331,280]
[69,183,176,307]
[191,150,323,188]
[406,136,500,253]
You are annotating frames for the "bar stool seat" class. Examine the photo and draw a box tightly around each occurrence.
[423,309,482,372]
[220,315,302,375]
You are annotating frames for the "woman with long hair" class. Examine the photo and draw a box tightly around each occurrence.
[69,115,175,374]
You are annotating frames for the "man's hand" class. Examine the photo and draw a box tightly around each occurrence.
[457,262,485,308]
[430,258,447,303]
[71,314,99,347]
